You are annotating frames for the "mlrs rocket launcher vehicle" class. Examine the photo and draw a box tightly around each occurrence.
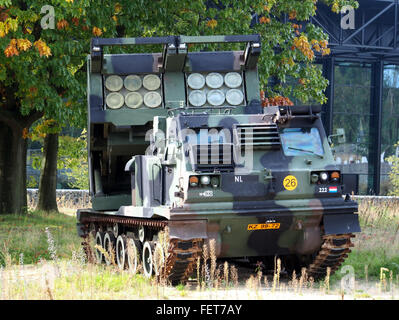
[77,34,361,284]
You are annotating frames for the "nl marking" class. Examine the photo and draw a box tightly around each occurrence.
[235,175,243,182]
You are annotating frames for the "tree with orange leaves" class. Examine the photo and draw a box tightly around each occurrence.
[0,1,125,213]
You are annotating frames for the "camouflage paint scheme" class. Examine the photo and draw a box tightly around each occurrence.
[79,35,360,260]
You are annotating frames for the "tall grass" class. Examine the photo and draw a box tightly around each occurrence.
[1,201,399,299]
[331,198,399,282]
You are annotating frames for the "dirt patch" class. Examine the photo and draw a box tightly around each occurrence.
[59,208,77,217]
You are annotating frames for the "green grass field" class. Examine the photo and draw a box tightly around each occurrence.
[330,199,399,283]
[0,210,166,299]
[0,210,81,266]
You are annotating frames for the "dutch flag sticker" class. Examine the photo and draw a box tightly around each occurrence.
[329,186,338,193]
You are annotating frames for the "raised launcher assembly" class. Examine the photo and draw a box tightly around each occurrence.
[77,35,361,284]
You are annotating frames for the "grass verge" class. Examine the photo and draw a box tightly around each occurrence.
[0,210,81,266]
[330,198,399,284]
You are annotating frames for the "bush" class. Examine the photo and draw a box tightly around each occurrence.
[386,144,399,196]
[58,130,89,190]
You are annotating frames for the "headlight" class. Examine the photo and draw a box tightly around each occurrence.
[226,89,244,106]
[320,172,329,182]
[224,72,242,88]
[189,176,199,187]
[187,73,205,89]
[125,92,143,109]
[331,171,340,182]
[105,75,123,91]
[200,175,211,185]
[124,75,142,91]
[189,90,206,107]
[210,176,219,188]
[144,91,162,108]
[106,92,124,109]
[311,173,319,183]
[206,72,224,89]
[207,90,225,106]
[143,74,161,90]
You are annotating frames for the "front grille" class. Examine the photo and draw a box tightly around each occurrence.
[194,144,234,173]
[234,123,281,149]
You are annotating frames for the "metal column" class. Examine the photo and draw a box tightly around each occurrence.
[369,60,384,195]
[322,57,335,136]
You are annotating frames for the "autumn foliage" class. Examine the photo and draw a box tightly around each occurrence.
[56,19,69,30]
[260,91,294,107]
[34,39,51,57]
[92,26,103,37]
[206,19,217,29]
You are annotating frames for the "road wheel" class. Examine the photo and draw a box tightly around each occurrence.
[103,232,116,266]
[116,235,127,270]
[142,241,155,278]
[153,243,165,276]
[127,237,142,275]
[95,231,104,264]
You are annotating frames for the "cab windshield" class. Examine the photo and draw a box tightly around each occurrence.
[280,128,324,157]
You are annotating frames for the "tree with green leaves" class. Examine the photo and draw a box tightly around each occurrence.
[29,124,89,204]
[0,0,112,213]
[0,0,357,214]
[59,130,89,190]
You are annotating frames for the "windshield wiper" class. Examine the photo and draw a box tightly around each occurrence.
[288,146,324,159]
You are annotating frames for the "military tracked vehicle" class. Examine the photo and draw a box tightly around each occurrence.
[77,35,361,284]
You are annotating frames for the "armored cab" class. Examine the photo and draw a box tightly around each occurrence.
[77,35,360,284]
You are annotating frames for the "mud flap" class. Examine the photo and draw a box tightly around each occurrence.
[323,213,361,235]
[168,219,208,241]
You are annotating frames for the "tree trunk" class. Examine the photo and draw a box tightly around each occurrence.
[37,132,59,212]
[0,109,43,214]
[0,124,9,213]
[0,122,28,214]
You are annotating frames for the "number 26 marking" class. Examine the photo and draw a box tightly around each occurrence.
[283,175,298,191]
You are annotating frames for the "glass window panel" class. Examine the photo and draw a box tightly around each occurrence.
[335,63,371,87]
[384,65,399,89]
[332,62,373,195]
[359,174,372,195]
[334,86,372,115]
[333,63,372,115]
[380,65,399,195]
[333,85,346,113]
[280,128,324,157]
[332,114,372,195]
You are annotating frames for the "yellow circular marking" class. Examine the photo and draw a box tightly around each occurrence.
[283,175,298,191]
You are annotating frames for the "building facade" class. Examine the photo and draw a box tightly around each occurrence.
[315,0,399,195]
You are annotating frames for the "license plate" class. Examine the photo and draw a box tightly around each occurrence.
[247,223,280,230]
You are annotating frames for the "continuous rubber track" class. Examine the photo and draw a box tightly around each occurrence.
[79,212,204,285]
[163,239,203,285]
[79,212,355,283]
[306,233,355,279]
